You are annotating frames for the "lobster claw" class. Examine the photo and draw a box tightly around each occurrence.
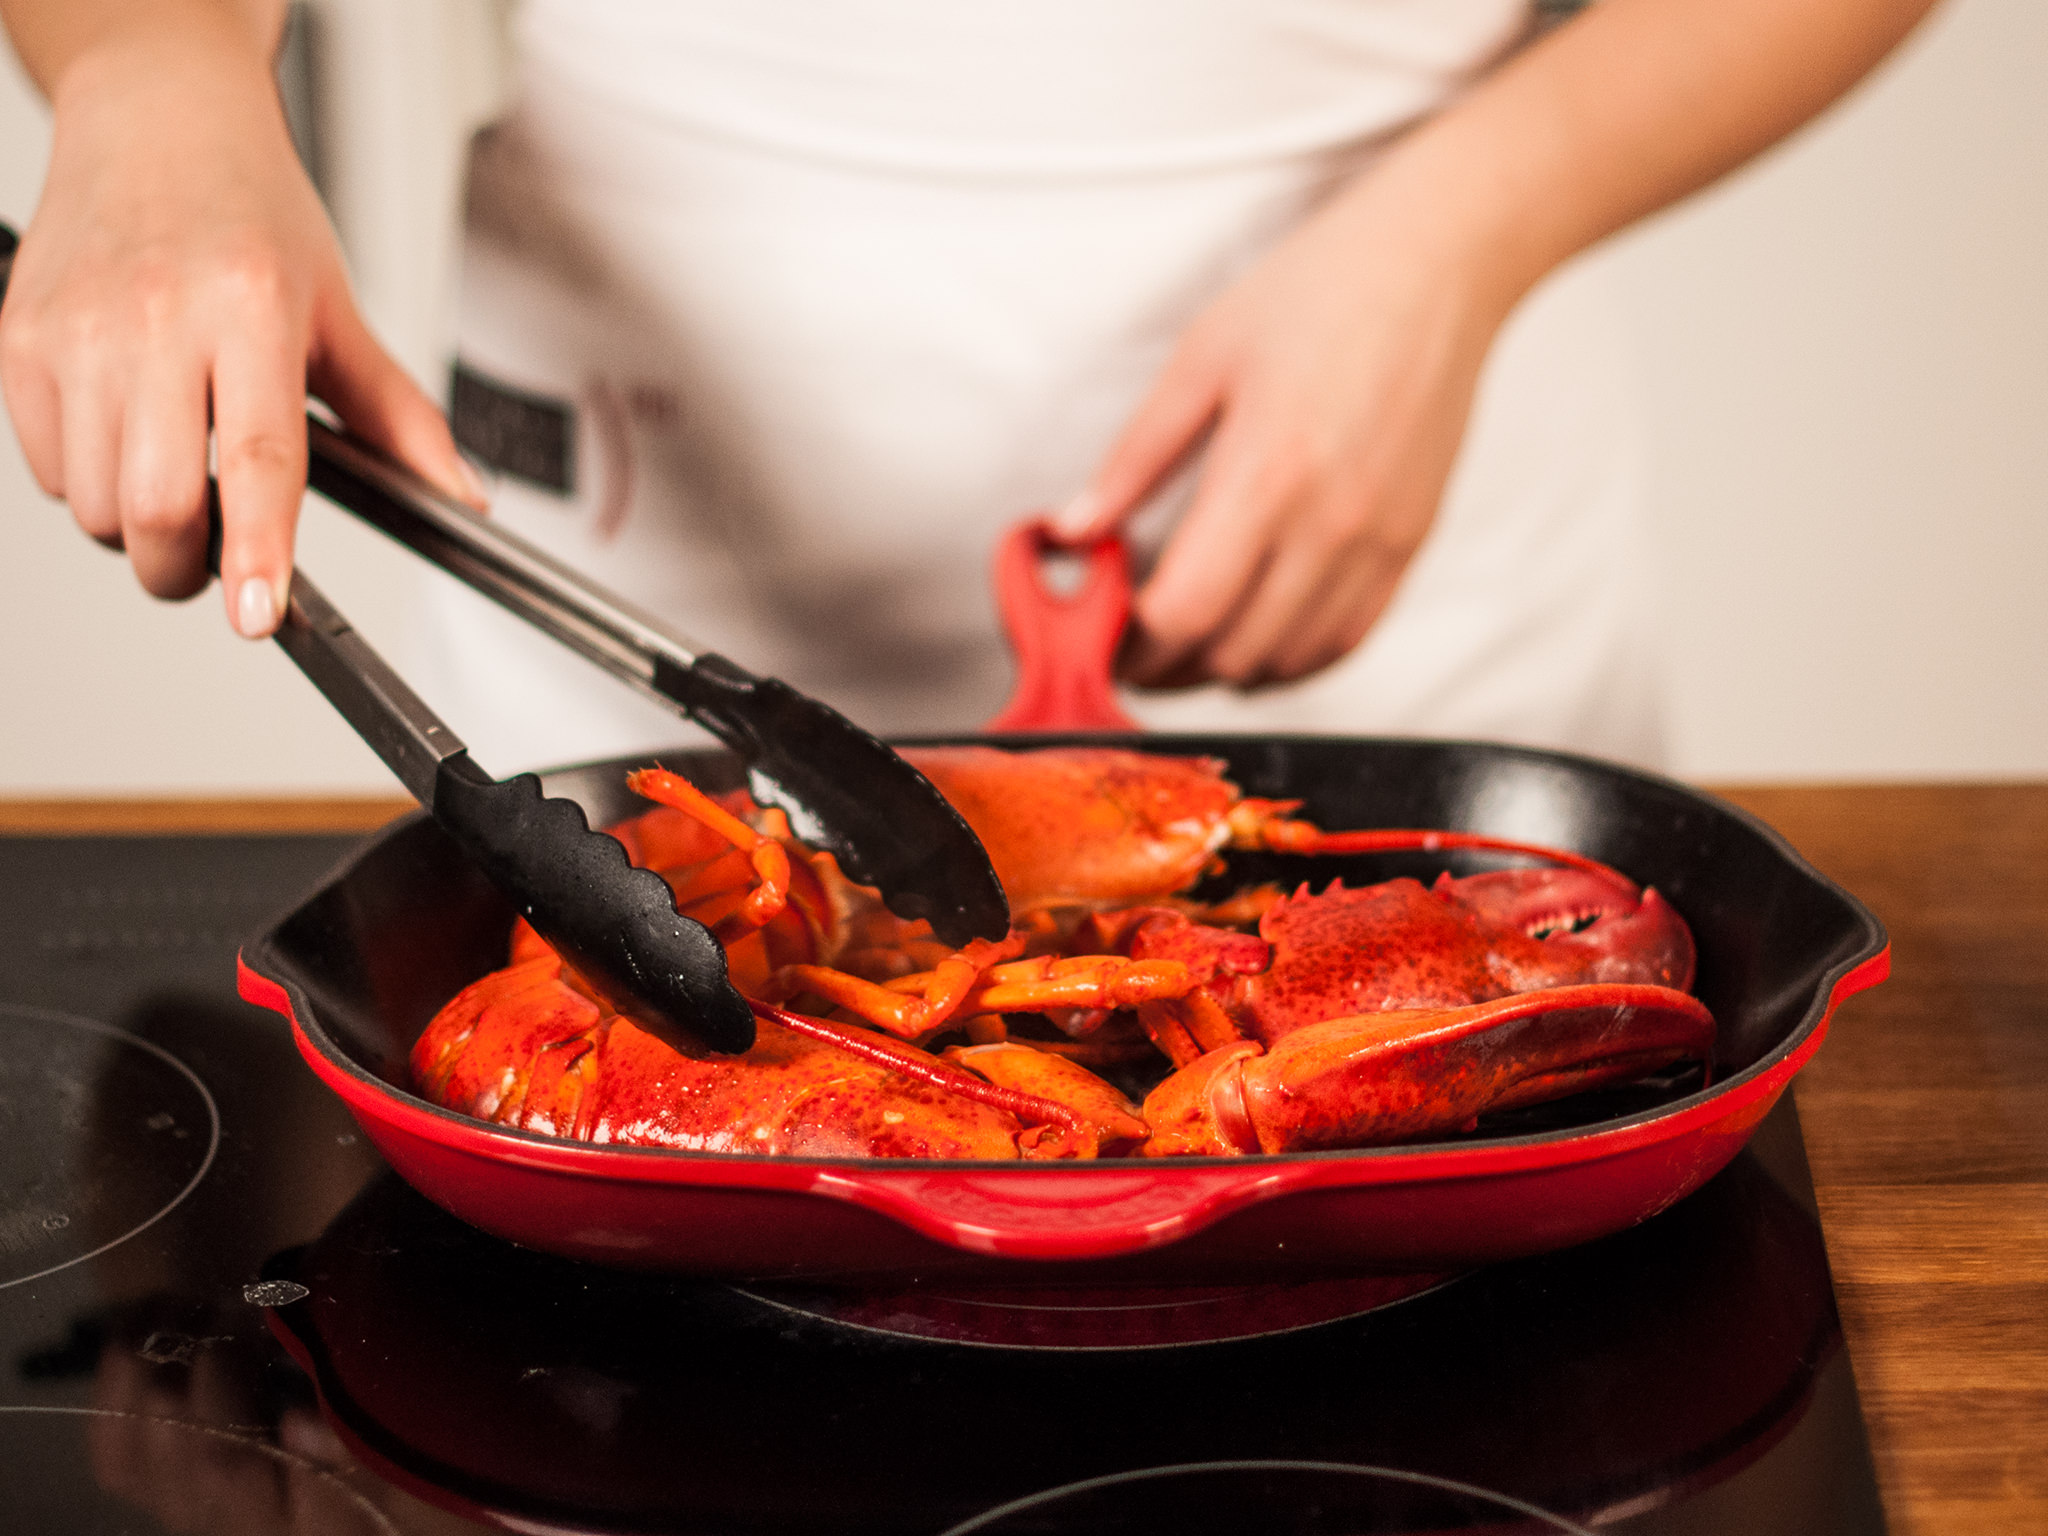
[1141,983,1716,1156]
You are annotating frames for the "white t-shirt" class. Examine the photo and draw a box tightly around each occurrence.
[417,1,1665,770]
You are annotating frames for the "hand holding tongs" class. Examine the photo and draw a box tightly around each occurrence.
[0,225,1007,1055]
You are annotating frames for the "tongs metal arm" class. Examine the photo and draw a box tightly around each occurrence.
[307,419,715,730]
[271,561,464,807]
[309,416,1011,946]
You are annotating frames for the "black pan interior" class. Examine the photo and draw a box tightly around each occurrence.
[249,735,1886,1149]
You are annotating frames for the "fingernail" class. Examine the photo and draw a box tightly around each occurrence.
[236,576,278,639]
[453,454,490,509]
[1051,489,1102,541]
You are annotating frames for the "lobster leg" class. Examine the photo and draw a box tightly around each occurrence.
[626,767,792,945]
[943,1042,1150,1158]
[1235,814,1635,882]
[762,948,1200,1042]
[760,935,1023,1038]
[1140,983,1716,1156]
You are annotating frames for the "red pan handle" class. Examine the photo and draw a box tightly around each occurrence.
[984,518,1139,732]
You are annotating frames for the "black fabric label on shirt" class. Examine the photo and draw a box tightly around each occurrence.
[450,361,576,496]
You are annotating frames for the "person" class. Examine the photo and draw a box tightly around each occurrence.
[0,0,1937,772]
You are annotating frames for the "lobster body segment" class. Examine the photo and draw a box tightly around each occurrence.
[413,955,1033,1159]
[902,746,1240,914]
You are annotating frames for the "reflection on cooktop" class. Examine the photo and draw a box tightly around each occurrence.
[941,1462,1595,1536]
[731,1272,1455,1349]
[0,1405,391,1536]
[0,1007,219,1290]
[255,1126,1870,1535]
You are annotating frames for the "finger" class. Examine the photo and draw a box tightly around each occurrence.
[117,346,215,600]
[1121,551,1265,687]
[1118,634,1223,693]
[1055,333,1224,542]
[138,1405,220,1536]
[1262,547,1404,682]
[1131,546,1387,693]
[0,345,70,503]
[211,320,308,638]
[1199,523,1348,687]
[187,1347,249,1427]
[278,1406,348,1468]
[57,361,130,555]
[312,299,486,509]
[1119,407,1289,683]
[87,1347,147,1495]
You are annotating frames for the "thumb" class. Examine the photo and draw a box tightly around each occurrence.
[308,296,487,510]
[1053,338,1224,545]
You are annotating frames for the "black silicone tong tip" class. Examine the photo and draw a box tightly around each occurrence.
[210,498,755,1055]
[656,655,1008,943]
[433,758,755,1053]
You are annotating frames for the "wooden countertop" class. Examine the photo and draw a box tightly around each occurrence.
[1712,785,2048,1536]
[4,783,2042,1534]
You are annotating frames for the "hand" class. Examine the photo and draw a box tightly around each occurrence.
[0,22,481,639]
[87,1329,377,1536]
[1058,164,1514,691]
[1055,0,1940,693]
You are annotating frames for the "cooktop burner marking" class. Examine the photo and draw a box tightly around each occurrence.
[732,1271,1454,1350]
[0,1005,220,1291]
[939,1460,1596,1536]
[0,1406,397,1534]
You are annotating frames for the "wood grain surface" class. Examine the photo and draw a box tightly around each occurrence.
[1714,784,2048,1536]
[0,797,415,834]
[3,783,2039,1532]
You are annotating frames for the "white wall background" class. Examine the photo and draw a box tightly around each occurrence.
[0,0,2040,793]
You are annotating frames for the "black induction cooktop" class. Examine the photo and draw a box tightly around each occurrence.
[0,830,1886,1534]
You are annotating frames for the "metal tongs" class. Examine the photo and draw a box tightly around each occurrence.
[302,423,1009,1051]
[0,226,1007,1056]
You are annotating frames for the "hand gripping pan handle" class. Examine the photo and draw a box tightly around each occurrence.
[0,224,754,1055]
[305,421,1008,948]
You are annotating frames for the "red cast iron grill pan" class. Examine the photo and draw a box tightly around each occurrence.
[238,724,1887,1282]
